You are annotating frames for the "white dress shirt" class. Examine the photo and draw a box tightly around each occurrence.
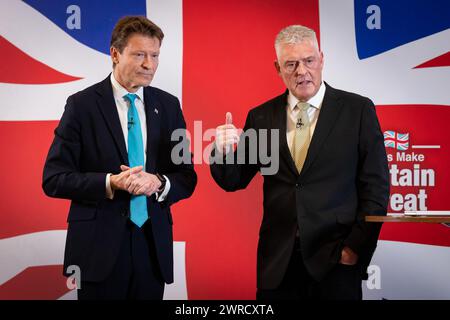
[286,82,326,151]
[106,73,170,201]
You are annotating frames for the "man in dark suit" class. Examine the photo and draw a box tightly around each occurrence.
[210,25,389,300]
[43,16,196,300]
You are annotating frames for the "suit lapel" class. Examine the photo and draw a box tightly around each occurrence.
[272,91,299,177]
[300,83,342,177]
[143,87,161,173]
[95,76,128,165]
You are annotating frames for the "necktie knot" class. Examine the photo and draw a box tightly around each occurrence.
[297,102,310,112]
[124,93,138,105]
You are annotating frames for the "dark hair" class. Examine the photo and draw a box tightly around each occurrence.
[110,16,164,53]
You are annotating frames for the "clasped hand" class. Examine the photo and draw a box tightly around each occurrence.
[110,165,162,197]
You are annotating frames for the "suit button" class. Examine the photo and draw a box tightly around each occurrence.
[121,210,129,217]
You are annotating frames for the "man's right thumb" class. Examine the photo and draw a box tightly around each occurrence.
[226,112,232,125]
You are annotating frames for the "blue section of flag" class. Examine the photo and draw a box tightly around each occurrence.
[23,0,147,55]
[354,0,450,59]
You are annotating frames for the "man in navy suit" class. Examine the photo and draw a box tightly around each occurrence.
[43,16,196,299]
[210,25,389,299]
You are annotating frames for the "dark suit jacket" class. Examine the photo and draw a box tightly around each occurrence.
[43,76,197,284]
[210,83,389,289]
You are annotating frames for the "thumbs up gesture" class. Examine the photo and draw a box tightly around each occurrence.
[215,112,240,154]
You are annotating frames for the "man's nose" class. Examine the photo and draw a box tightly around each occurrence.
[295,61,307,76]
[142,56,153,70]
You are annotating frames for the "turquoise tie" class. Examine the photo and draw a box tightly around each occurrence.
[124,93,148,227]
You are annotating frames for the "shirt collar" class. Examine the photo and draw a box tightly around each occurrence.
[110,73,144,103]
[288,81,326,111]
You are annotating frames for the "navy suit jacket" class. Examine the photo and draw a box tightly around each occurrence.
[210,83,389,289]
[43,76,197,283]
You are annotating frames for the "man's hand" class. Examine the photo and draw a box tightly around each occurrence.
[215,112,239,154]
[121,165,162,197]
[340,246,359,265]
[110,165,143,192]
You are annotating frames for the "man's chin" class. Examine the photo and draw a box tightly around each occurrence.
[293,89,314,102]
[135,80,152,88]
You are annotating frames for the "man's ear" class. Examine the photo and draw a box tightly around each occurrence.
[318,51,324,69]
[274,60,281,75]
[110,46,119,65]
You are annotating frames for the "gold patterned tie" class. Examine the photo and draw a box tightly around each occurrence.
[291,102,311,173]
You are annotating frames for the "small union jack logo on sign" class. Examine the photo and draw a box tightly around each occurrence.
[384,131,409,150]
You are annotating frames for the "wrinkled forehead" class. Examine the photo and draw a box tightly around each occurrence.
[123,34,161,50]
[276,40,321,61]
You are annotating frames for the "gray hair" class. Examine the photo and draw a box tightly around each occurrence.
[274,25,319,58]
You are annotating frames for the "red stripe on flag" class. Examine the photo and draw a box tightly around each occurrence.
[0,121,68,239]
[0,265,69,300]
[0,36,82,84]
[181,0,320,299]
[414,51,450,69]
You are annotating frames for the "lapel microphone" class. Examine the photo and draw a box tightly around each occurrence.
[128,117,135,130]
[296,117,304,129]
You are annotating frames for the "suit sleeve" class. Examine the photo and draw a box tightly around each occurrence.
[209,110,260,191]
[42,96,107,202]
[344,98,390,263]
[163,98,197,206]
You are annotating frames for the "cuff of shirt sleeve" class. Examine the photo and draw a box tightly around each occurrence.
[156,175,171,202]
[106,173,115,199]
